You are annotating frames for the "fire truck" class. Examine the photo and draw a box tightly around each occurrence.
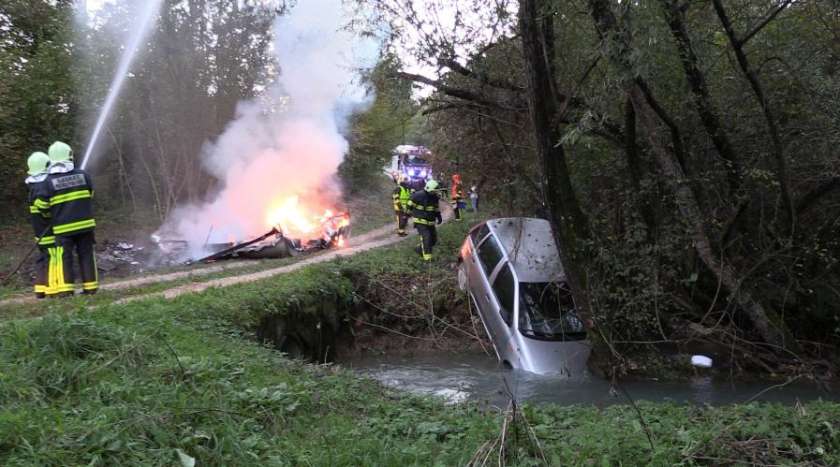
[387,145,434,190]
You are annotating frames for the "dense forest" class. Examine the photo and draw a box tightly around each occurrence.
[363,0,840,374]
[2,0,839,373]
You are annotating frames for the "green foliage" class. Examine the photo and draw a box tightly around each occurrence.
[0,0,77,220]
[341,54,419,193]
[0,279,838,464]
[408,0,840,361]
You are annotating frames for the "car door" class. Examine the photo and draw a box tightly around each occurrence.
[488,262,518,367]
[467,231,511,355]
[462,223,491,295]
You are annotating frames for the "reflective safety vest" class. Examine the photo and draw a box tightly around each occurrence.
[408,190,441,226]
[26,177,55,246]
[46,168,96,236]
[393,185,412,212]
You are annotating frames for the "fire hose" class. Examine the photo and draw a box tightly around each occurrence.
[0,223,53,285]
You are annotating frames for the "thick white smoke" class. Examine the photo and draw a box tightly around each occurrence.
[158,0,374,258]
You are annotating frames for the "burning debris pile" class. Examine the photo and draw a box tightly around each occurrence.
[150,0,374,264]
[175,208,351,264]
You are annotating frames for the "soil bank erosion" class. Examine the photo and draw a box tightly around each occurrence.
[248,221,481,364]
[235,218,838,385]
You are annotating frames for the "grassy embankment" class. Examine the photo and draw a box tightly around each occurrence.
[1,216,839,465]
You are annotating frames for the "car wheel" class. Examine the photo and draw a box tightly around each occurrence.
[457,260,468,291]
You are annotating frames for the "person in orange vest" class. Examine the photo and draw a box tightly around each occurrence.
[450,173,465,221]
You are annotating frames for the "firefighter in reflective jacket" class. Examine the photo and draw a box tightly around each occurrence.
[450,173,464,221]
[408,179,442,261]
[45,141,98,296]
[392,175,412,236]
[25,151,58,298]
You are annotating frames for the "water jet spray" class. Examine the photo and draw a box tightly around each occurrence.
[80,0,164,171]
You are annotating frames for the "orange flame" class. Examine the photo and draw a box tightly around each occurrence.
[265,196,318,236]
[265,196,350,244]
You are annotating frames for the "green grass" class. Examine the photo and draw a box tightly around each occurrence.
[1,215,839,465]
[1,299,838,465]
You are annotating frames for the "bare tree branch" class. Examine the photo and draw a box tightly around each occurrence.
[393,71,514,110]
[437,57,524,91]
[739,0,793,47]
[713,0,796,235]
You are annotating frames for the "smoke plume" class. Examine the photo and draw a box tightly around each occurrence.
[157,0,374,258]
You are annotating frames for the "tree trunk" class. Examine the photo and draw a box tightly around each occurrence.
[623,96,656,237]
[660,0,742,193]
[712,0,795,235]
[629,87,793,350]
[588,0,798,351]
[518,0,598,343]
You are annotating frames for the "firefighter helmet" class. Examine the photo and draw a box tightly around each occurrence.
[425,179,439,192]
[48,141,73,163]
[27,152,50,176]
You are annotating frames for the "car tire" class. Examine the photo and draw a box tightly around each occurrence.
[457,261,468,291]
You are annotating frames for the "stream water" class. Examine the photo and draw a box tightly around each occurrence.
[343,352,838,407]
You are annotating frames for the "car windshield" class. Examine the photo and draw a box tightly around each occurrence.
[518,282,586,341]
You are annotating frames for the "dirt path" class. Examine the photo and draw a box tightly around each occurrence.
[116,206,453,304]
[0,206,453,309]
[116,227,420,304]
[0,223,399,308]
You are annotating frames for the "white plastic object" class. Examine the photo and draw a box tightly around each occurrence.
[691,355,713,368]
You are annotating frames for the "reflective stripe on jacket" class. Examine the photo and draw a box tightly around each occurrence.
[26,178,54,246]
[408,189,442,225]
[46,169,96,236]
[393,185,412,211]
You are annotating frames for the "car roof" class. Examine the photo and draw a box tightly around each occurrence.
[486,218,564,283]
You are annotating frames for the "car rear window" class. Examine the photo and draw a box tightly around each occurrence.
[476,234,504,276]
[492,264,516,326]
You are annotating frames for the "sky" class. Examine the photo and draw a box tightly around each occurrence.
[84,0,108,12]
[80,0,511,97]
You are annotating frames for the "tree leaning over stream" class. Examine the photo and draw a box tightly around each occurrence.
[365,0,840,372]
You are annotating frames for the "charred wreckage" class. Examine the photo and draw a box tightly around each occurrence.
[153,210,351,265]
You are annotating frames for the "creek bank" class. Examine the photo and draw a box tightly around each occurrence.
[234,218,835,385]
[1,219,839,465]
[3,310,840,465]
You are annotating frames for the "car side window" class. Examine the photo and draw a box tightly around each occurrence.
[492,264,516,326]
[476,234,504,276]
[470,223,489,246]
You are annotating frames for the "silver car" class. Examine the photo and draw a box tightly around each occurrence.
[457,218,590,376]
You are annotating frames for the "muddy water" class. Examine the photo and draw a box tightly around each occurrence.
[343,352,838,407]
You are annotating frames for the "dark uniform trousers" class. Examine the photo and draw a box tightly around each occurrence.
[28,180,57,297]
[416,224,438,259]
[56,232,98,294]
[46,166,98,295]
[451,183,464,221]
[409,189,442,261]
[393,185,412,236]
